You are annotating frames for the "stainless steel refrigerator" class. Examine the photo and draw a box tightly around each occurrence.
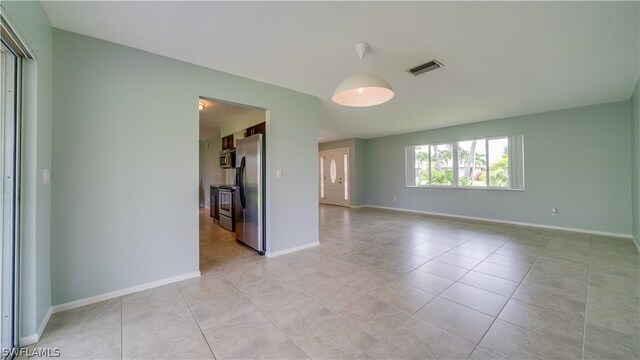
[235,134,265,255]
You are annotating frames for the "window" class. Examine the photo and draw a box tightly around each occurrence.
[406,134,524,190]
[457,139,486,187]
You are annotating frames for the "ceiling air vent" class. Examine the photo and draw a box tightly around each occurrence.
[406,59,443,76]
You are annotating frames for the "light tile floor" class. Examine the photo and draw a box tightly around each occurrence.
[29,206,639,359]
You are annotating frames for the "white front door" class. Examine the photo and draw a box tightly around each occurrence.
[319,148,349,207]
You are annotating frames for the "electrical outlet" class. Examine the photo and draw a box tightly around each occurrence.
[551,207,558,216]
[393,196,397,202]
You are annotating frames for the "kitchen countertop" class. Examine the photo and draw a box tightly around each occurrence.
[211,184,236,191]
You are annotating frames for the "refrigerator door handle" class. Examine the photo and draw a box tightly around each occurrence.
[239,156,246,209]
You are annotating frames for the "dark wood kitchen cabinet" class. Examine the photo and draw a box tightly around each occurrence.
[245,122,265,137]
[221,135,234,150]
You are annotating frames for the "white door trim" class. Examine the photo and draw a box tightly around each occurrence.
[319,148,350,207]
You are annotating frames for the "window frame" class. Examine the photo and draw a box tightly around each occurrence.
[405,134,524,191]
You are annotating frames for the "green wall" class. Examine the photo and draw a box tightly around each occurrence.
[52,30,319,305]
[319,138,367,206]
[199,136,222,208]
[2,0,53,342]
[365,101,632,236]
[631,79,639,247]
[354,138,367,206]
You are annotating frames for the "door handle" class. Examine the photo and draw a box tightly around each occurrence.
[239,156,246,209]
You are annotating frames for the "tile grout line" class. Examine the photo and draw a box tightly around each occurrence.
[400,229,508,317]
[176,283,218,359]
[225,273,314,360]
[327,207,619,358]
[239,259,435,358]
[267,260,405,357]
[466,231,594,358]
[210,209,602,358]
[463,230,552,359]
[581,245,593,360]
[390,236,491,355]
[374,228,510,357]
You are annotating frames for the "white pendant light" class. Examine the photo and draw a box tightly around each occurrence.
[332,42,394,107]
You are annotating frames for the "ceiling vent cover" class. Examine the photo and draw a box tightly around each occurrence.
[407,59,443,76]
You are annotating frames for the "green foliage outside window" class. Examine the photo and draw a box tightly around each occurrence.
[431,169,453,185]
[490,153,509,187]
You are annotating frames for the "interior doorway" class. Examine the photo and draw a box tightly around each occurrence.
[198,97,267,272]
[319,148,350,207]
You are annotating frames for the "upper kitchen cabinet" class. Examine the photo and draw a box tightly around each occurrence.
[245,122,266,137]
[222,134,234,150]
[221,122,266,150]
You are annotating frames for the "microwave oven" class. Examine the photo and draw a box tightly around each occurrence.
[219,150,236,168]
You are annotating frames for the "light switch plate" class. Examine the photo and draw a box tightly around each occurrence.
[276,169,282,179]
[43,169,51,184]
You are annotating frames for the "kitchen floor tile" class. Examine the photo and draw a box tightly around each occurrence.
[355,341,413,359]
[188,288,258,331]
[458,270,520,297]
[416,297,494,343]
[177,274,237,305]
[468,346,506,360]
[400,269,454,295]
[511,283,586,328]
[364,280,435,314]
[37,206,640,360]
[287,314,378,359]
[203,310,308,360]
[434,253,483,269]
[417,260,469,280]
[383,317,476,359]
[440,282,509,316]
[497,299,584,346]
[447,246,493,260]
[479,319,582,359]
[473,261,529,282]
[336,293,411,339]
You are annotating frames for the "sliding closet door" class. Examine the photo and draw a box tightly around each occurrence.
[1,39,20,360]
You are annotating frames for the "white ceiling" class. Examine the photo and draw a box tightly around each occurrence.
[198,97,260,140]
[42,1,639,143]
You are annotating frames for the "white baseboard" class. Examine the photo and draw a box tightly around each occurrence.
[51,271,201,314]
[350,205,366,209]
[19,333,38,347]
[37,307,52,339]
[266,241,320,258]
[364,205,633,239]
[19,306,52,346]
